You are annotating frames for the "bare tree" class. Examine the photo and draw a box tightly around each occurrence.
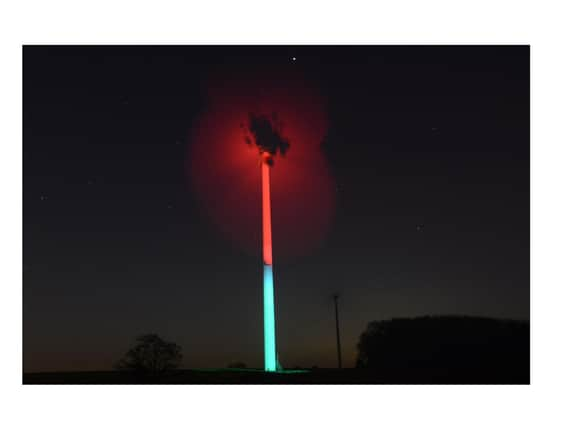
[116,334,182,374]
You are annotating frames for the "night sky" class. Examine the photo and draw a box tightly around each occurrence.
[23,46,529,372]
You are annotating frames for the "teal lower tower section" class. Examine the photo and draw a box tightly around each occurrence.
[263,264,277,372]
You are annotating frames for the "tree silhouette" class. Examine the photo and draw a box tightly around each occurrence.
[356,315,529,383]
[116,334,182,374]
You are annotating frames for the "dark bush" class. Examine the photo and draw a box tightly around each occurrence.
[356,315,529,384]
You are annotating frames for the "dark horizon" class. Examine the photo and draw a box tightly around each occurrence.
[23,45,529,373]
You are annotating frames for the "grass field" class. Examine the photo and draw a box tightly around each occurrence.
[23,366,528,384]
[24,368,360,384]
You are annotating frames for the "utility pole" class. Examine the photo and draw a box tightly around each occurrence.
[333,293,342,369]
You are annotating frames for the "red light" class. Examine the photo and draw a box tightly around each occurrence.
[188,70,335,260]
[262,157,273,266]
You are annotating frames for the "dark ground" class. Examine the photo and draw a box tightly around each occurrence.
[23,367,528,385]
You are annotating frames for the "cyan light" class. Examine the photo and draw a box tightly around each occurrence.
[263,264,277,372]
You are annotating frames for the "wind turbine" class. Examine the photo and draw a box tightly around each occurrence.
[244,113,290,372]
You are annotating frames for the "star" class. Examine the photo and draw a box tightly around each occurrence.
[291,57,297,62]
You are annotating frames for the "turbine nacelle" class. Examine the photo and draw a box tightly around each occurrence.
[242,112,290,167]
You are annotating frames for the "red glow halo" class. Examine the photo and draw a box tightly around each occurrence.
[188,70,335,261]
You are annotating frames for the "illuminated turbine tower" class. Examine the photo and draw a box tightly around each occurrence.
[261,151,277,372]
[244,113,289,372]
